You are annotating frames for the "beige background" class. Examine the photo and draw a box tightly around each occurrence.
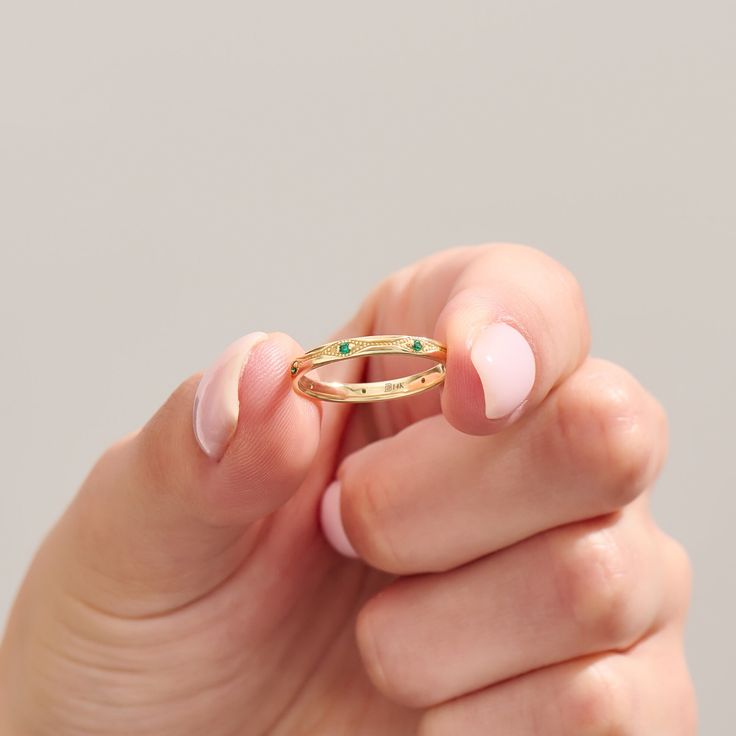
[1,2,733,731]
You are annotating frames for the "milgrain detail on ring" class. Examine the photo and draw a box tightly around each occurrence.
[289,334,447,403]
[298,336,441,364]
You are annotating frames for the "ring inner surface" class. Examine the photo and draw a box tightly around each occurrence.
[297,361,445,402]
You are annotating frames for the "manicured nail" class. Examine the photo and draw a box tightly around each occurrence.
[193,331,269,460]
[470,322,536,419]
[320,480,358,558]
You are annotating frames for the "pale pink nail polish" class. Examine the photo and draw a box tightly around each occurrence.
[470,322,536,419]
[320,480,358,558]
[192,331,269,460]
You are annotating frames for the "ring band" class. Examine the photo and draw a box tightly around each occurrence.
[290,335,447,403]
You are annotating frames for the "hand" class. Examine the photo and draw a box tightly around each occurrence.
[0,244,695,735]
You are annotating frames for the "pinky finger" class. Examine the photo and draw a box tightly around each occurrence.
[419,624,697,736]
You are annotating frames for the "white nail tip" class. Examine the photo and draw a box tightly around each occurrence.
[193,331,269,460]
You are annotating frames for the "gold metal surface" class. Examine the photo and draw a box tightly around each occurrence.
[290,335,447,403]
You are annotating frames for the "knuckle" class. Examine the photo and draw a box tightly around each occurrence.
[354,600,387,694]
[488,242,587,318]
[551,254,587,312]
[355,592,434,708]
[553,527,643,648]
[545,255,591,359]
[556,360,666,509]
[668,535,693,588]
[339,459,408,573]
[663,533,694,615]
[678,669,699,734]
[86,431,137,493]
[562,660,630,735]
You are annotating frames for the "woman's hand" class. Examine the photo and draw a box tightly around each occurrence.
[0,244,695,735]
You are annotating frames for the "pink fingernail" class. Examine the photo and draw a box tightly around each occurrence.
[470,322,536,419]
[193,331,269,460]
[320,480,358,558]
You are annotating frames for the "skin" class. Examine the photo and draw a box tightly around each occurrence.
[0,243,696,734]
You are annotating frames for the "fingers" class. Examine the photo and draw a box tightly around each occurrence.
[50,331,321,615]
[321,243,593,557]
[354,503,685,709]
[334,357,668,573]
[142,331,321,524]
[434,243,590,434]
[344,243,589,439]
[419,626,697,735]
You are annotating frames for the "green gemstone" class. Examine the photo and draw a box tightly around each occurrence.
[339,341,351,355]
[290,362,298,375]
[411,339,422,351]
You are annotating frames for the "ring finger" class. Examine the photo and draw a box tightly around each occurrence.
[419,537,697,736]
[420,620,696,735]
[354,498,678,708]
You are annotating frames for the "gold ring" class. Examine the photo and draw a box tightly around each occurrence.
[290,335,447,402]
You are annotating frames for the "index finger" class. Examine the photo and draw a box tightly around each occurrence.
[364,243,590,436]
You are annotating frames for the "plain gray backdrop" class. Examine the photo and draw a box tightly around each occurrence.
[1,2,733,731]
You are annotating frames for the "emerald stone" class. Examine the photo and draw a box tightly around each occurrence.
[339,341,351,354]
[290,362,298,375]
[411,339,422,351]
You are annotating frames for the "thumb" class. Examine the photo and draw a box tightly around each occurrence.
[39,331,322,616]
[157,330,322,523]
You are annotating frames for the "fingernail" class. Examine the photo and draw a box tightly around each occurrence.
[320,480,358,558]
[193,331,269,460]
[470,322,536,419]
